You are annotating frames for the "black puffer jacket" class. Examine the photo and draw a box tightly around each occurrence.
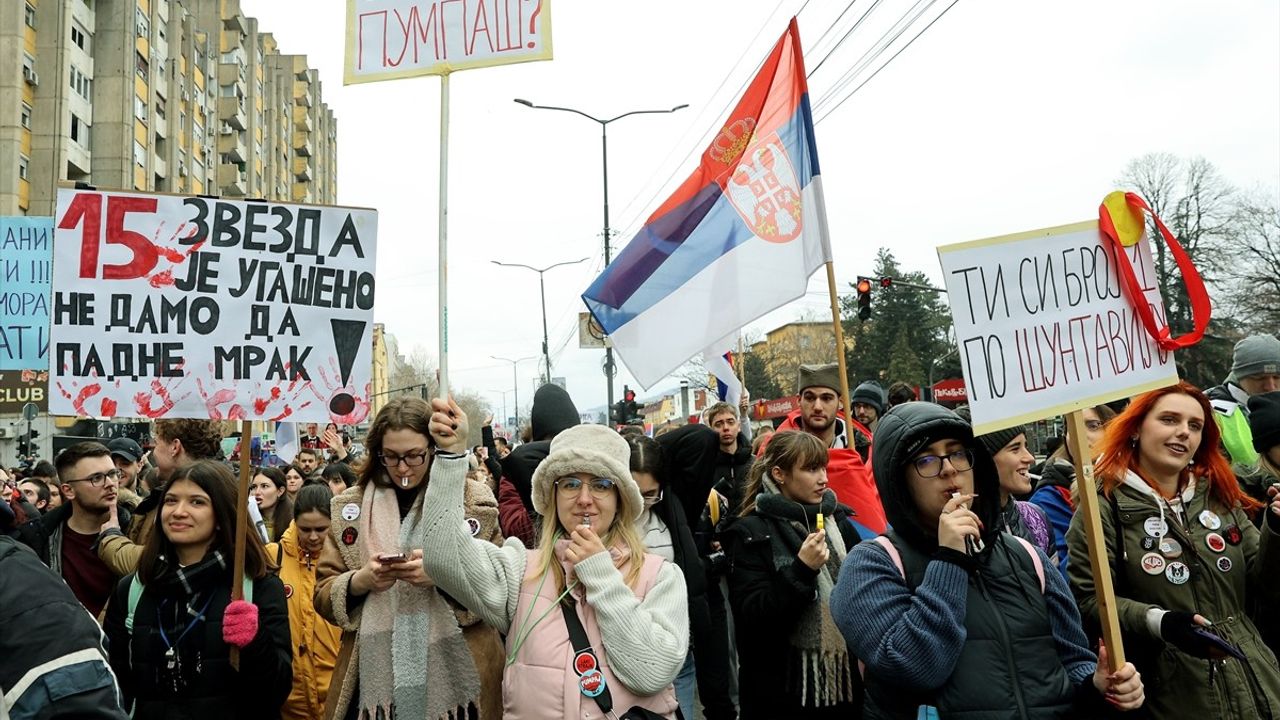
[103,566,293,719]
[711,434,753,515]
[656,424,722,529]
[500,440,550,516]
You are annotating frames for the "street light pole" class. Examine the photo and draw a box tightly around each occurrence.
[492,355,535,430]
[492,258,588,385]
[513,98,688,415]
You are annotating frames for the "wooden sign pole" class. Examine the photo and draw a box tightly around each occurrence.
[825,261,854,449]
[1065,410,1126,670]
[229,419,253,670]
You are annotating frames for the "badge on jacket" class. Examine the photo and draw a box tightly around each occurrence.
[342,527,358,546]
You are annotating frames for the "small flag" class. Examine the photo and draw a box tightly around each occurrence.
[275,421,299,465]
[703,334,742,409]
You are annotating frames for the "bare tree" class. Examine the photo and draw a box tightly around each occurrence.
[1224,191,1280,332]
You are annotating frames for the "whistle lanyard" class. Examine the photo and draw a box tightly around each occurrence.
[157,594,215,655]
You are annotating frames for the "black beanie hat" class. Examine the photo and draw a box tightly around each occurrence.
[1248,391,1280,454]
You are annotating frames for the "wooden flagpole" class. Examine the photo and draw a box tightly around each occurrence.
[824,262,854,448]
[1065,410,1126,670]
[229,419,253,670]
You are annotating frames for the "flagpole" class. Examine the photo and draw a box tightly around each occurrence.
[825,261,854,448]
[437,71,451,399]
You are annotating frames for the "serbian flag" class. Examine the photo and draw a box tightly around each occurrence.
[704,334,743,409]
[583,19,831,388]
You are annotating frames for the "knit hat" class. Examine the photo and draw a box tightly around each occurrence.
[1248,391,1280,454]
[953,406,1024,456]
[530,383,580,441]
[1228,334,1280,383]
[851,381,886,415]
[797,363,842,395]
[530,424,645,523]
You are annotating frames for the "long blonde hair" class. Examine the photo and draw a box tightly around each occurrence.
[532,480,647,595]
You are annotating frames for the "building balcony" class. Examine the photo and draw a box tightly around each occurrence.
[218,97,246,130]
[223,7,248,36]
[219,163,247,196]
[293,156,312,181]
[293,82,311,107]
[218,63,246,90]
[291,181,310,203]
[293,132,312,157]
[218,132,246,163]
[292,105,311,132]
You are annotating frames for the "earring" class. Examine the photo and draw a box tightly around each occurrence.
[1129,436,1138,448]
[1188,458,1195,467]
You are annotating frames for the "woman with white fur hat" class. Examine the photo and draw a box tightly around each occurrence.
[421,397,688,719]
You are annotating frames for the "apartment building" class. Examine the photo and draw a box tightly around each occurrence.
[0,0,337,217]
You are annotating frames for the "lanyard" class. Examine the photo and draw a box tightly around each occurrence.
[157,594,215,653]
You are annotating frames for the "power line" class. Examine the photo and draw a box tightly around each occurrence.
[815,0,962,125]
[808,0,887,79]
[813,0,935,113]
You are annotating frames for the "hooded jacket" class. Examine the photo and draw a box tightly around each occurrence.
[656,424,723,529]
[529,383,579,441]
[500,440,550,518]
[832,402,1107,719]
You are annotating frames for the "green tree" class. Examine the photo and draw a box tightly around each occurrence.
[741,347,784,401]
[840,248,954,391]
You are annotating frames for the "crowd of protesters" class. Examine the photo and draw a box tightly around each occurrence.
[2,333,1279,719]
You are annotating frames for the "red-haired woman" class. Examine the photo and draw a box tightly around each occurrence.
[1067,381,1280,719]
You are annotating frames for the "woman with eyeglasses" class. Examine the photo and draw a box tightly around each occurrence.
[831,402,1144,718]
[628,435,738,720]
[420,399,688,719]
[1066,382,1280,719]
[313,397,506,720]
[724,430,863,720]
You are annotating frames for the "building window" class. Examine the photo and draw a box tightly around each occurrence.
[179,110,186,131]
[71,22,90,52]
[70,66,92,99]
[135,52,148,81]
[134,141,147,168]
[19,155,30,180]
[193,120,204,141]
[25,3,36,28]
[156,97,166,120]
[20,103,32,129]
[135,95,148,124]
[135,7,149,40]
[70,114,90,147]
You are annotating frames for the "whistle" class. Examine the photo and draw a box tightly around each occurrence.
[816,513,825,532]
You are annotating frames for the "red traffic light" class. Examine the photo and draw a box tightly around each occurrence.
[880,277,892,288]
[856,278,872,294]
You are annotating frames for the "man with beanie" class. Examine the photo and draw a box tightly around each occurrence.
[851,381,886,433]
[1207,334,1280,466]
[775,363,887,536]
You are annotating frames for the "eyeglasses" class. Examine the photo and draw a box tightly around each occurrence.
[378,451,429,467]
[555,477,617,498]
[642,489,663,508]
[64,469,122,487]
[912,449,974,478]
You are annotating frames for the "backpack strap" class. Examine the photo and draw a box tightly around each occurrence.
[1008,535,1046,594]
[872,535,906,579]
[125,575,254,634]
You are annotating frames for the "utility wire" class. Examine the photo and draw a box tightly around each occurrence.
[813,0,935,112]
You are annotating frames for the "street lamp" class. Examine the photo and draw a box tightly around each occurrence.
[513,98,688,414]
[485,388,515,429]
[492,258,589,384]
[491,355,536,430]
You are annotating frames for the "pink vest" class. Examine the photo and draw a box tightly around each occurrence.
[502,550,680,720]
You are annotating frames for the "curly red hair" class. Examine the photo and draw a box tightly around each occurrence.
[1094,381,1262,514]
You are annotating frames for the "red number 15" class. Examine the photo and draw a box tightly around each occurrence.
[58,192,159,279]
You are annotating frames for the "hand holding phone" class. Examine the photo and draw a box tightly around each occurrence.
[377,552,408,564]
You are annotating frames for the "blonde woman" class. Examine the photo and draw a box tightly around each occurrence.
[421,398,688,719]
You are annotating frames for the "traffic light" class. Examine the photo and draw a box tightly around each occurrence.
[856,277,873,321]
[880,276,893,289]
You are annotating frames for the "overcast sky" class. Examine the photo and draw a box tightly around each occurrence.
[242,0,1279,421]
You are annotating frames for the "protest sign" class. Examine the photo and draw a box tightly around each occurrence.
[0,216,53,370]
[51,188,378,424]
[937,220,1178,435]
[344,0,553,84]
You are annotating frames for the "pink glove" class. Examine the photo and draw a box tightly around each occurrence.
[222,600,259,649]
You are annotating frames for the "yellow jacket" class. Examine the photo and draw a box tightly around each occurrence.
[267,522,342,720]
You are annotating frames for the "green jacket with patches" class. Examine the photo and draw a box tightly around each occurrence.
[1067,473,1280,720]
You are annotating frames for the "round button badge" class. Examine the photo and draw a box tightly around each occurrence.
[1205,532,1226,553]
[1158,537,1182,559]
[1140,553,1166,575]
[578,669,606,698]
[1198,510,1222,531]
[1165,561,1190,585]
[1217,556,1233,573]
[1139,536,1159,552]
[1224,525,1244,546]
[1143,517,1168,537]
[341,503,361,521]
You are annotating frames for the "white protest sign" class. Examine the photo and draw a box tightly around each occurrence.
[344,0,553,84]
[51,188,378,424]
[937,220,1178,435]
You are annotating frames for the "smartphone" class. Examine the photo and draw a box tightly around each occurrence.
[1190,627,1246,661]
[377,552,408,564]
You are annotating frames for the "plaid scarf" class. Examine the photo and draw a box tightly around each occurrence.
[151,549,231,616]
[356,483,481,720]
[753,479,856,708]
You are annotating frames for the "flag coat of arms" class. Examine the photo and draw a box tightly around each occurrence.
[583,19,831,388]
